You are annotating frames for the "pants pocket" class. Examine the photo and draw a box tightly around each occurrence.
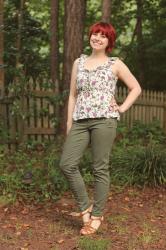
[106,117,117,128]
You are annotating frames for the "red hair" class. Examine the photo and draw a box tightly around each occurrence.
[89,22,116,53]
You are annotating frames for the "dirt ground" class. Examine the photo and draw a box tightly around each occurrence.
[0,186,165,250]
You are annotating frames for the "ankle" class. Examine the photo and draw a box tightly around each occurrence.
[82,212,90,223]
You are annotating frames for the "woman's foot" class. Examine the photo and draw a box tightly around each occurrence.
[80,215,104,235]
[79,205,93,225]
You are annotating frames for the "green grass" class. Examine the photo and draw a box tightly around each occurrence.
[0,195,15,206]
[78,237,110,250]
[107,214,129,235]
[107,214,128,224]
[138,222,160,244]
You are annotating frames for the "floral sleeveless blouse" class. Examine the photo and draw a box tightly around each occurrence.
[72,54,120,121]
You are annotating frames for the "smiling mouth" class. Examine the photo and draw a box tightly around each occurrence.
[92,41,102,45]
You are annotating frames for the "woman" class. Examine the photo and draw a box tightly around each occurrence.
[59,22,141,235]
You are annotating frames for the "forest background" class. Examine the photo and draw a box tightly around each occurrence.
[0,0,166,136]
[0,0,165,186]
[0,5,166,248]
[1,0,166,99]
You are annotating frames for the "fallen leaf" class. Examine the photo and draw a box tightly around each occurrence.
[4,207,8,212]
[62,203,69,206]
[16,231,21,236]
[21,208,29,215]
[22,224,30,228]
[38,218,44,222]
[10,216,17,220]
[24,243,30,247]
[56,239,64,244]
[2,224,15,229]
[61,210,68,214]
[124,197,130,202]
[69,211,80,217]
[121,207,131,212]
[1,225,8,229]
[158,214,164,218]
[150,219,156,222]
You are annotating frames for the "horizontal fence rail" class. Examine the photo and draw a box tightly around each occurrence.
[0,79,166,149]
[116,87,166,130]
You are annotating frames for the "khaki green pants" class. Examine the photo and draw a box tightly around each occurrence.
[59,117,117,216]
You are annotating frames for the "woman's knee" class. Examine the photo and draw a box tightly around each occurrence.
[59,157,76,176]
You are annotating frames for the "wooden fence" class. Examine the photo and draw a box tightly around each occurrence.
[116,87,166,130]
[0,79,166,149]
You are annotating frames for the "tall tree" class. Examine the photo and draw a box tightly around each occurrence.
[0,0,4,96]
[61,0,86,131]
[50,0,59,84]
[136,0,145,86]
[63,0,86,91]
[102,0,111,23]
[50,0,60,129]
[16,0,24,70]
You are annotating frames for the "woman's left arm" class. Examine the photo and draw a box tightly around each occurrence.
[115,59,142,113]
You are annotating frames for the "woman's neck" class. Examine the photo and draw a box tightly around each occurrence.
[90,50,108,59]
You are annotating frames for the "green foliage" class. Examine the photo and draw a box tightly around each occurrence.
[111,144,166,187]
[0,120,165,204]
[3,0,166,90]
[0,142,68,203]
[116,119,166,147]
[111,120,166,187]
[0,119,9,142]
[4,0,50,83]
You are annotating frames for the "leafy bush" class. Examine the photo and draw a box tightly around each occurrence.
[116,120,166,147]
[0,120,165,204]
[111,144,166,187]
[110,120,166,187]
[0,143,68,203]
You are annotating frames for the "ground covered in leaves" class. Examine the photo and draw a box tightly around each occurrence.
[0,186,165,250]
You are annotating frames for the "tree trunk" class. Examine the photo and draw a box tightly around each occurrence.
[50,0,60,132]
[61,0,86,132]
[102,0,111,23]
[50,0,59,84]
[0,0,4,97]
[136,0,145,87]
[16,0,24,69]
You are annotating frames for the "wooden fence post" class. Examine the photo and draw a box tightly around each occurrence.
[163,91,166,133]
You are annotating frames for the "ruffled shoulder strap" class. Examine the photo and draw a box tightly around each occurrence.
[109,57,119,65]
[77,54,88,70]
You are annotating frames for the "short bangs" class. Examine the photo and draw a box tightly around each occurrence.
[89,22,116,53]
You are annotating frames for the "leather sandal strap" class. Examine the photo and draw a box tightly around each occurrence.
[91,216,104,222]
[79,205,93,217]
[80,224,96,234]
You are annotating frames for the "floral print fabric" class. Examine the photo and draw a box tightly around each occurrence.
[72,54,120,121]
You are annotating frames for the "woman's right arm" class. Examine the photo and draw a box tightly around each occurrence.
[66,58,79,135]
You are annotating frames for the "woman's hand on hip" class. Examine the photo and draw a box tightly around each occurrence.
[110,97,125,113]
[66,122,72,135]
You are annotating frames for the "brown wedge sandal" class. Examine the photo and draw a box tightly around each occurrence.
[79,205,93,226]
[80,215,104,235]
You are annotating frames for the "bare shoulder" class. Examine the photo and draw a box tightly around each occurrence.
[113,58,132,76]
[71,58,79,73]
[73,58,79,66]
[114,58,128,69]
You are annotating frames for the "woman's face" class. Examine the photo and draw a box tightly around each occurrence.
[90,32,109,52]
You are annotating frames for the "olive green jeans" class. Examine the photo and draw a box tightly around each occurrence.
[59,117,117,217]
